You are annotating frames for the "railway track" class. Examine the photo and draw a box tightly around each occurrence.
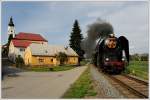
[92,65,149,98]
[108,74,148,98]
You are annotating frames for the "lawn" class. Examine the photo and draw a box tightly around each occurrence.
[125,61,148,80]
[24,65,76,72]
[62,66,97,98]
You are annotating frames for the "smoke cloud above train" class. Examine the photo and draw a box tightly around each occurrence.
[81,18,114,58]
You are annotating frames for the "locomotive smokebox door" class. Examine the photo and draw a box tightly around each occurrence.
[105,38,117,49]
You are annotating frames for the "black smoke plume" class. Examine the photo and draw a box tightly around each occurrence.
[81,18,114,58]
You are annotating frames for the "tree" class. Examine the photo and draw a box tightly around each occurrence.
[2,44,8,57]
[140,55,148,61]
[69,20,84,65]
[131,54,140,61]
[15,55,24,68]
[56,52,68,65]
[5,34,13,56]
[8,34,13,46]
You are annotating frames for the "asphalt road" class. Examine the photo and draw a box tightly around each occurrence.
[2,66,87,99]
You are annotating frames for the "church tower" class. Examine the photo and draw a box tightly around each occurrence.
[8,16,15,38]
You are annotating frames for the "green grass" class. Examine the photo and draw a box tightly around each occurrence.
[80,60,89,66]
[62,67,97,98]
[125,61,148,80]
[24,65,75,72]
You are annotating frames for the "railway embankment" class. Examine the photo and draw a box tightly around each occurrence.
[90,64,149,98]
[90,64,124,98]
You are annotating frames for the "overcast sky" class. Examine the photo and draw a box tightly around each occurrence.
[1,1,149,54]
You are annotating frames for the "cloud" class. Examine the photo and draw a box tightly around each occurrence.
[81,2,148,54]
[2,1,148,54]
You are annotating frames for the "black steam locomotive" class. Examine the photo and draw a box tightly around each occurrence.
[93,34,129,74]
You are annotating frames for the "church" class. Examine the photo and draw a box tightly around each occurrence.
[8,17,48,62]
[7,17,79,66]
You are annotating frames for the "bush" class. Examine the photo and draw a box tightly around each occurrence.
[56,52,68,65]
[15,55,24,68]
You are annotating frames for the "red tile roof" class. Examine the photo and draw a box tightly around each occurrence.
[12,39,31,48]
[14,32,48,42]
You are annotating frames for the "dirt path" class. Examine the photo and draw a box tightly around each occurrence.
[2,66,87,99]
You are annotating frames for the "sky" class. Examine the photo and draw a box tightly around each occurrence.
[1,1,149,54]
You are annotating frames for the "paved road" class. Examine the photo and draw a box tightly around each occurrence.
[2,66,87,99]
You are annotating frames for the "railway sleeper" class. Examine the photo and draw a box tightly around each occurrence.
[110,76,148,98]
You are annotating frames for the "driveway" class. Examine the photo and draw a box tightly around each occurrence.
[2,66,87,99]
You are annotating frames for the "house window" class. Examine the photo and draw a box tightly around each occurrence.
[20,48,25,52]
[39,58,44,63]
[50,58,53,62]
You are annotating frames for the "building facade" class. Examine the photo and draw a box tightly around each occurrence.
[8,32,48,62]
[24,43,79,66]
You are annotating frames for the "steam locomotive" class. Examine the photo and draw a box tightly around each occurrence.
[93,34,129,74]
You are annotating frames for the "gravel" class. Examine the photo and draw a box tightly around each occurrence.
[90,65,124,98]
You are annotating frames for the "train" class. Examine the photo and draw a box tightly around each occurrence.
[93,34,129,74]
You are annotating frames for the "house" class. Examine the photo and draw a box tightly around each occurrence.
[24,43,79,66]
[8,32,48,62]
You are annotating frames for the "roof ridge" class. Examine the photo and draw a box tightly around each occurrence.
[14,32,48,42]
[29,43,78,56]
[19,32,41,35]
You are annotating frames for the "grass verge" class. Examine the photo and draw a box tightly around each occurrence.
[80,59,88,66]
[62,66,97,98]
[125,61,148,80]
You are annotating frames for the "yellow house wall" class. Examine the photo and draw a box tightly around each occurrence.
[31,56,57,66]
[25,56,78,66]
[24,47,32,65]
[67,57,78,65]
[24,47,79,66]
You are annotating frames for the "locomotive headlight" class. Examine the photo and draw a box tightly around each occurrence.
[106,58,109,61]
[105,39,109,45]
[122,58,125,61]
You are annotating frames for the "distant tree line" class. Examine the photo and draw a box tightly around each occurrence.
[130,53,148,61]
